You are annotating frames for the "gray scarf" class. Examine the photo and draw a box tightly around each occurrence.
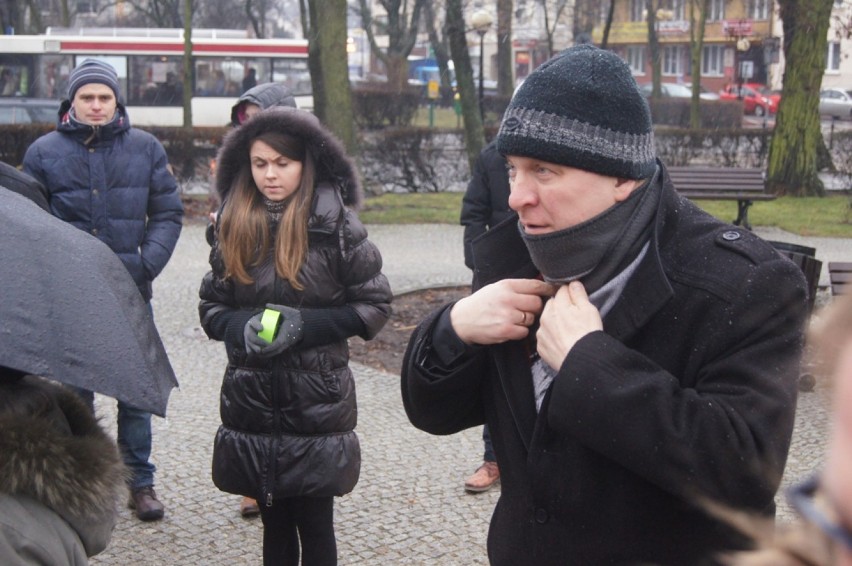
[519,166,660,294]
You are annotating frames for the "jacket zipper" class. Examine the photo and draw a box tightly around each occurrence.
[264,349,280,508]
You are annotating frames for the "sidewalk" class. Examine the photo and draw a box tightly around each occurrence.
[89,222,840,565]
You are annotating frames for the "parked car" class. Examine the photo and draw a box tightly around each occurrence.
[0,97,58,124]
[819,87,852,119]
[640,82,719,100]
[718,83,780,116]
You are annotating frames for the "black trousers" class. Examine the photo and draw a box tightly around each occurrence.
[259,495,337,566]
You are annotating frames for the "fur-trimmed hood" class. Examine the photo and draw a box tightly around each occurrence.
[0,376,127,555]
[215,107,362,209]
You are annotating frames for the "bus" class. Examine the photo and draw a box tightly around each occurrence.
[0,27,312,126]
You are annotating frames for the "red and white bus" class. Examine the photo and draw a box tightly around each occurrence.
[0,27,312,126]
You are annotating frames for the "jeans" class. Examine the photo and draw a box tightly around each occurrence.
[72,390,157,490]
[70,300,158,490]
[483,424,496,462]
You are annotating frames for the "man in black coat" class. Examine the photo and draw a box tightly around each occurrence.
[401,45,808,565]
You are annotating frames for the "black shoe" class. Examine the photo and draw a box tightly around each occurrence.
[128,486,165,521]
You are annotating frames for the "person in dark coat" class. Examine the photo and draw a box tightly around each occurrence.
[199,107,392,565]
[459,139,514,493]
[230,82,297,127]
[401,44,808,565]
[22,58,183,522]
[219,82,299,521]
[0,368,128,565]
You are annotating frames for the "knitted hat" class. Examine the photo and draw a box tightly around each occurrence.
[497,45,656,180]
[67,59,121,100]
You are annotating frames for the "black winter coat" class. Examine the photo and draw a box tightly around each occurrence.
[199,109,391,502]
[460,140,514,270]
[402,165,808,565]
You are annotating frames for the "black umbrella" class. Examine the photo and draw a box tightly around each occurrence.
[0,186,178,416]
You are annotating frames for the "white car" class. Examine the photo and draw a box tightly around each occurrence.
[640,83,720,100]
[819,88,852,119]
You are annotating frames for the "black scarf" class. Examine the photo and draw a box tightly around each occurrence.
[519,166,660,294]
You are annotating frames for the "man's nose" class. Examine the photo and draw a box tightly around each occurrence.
[508,173,536,211]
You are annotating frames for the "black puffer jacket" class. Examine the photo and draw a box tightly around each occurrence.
[199,108,391,502]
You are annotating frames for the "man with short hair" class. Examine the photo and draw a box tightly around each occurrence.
[401,44,809,564]
[23,58,183,522]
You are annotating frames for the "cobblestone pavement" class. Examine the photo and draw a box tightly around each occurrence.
[89,222,845,565]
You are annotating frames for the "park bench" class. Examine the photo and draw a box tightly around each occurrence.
[667,166,776,230]
[829,262,852,295]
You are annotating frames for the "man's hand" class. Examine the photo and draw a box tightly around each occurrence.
[451,278,555,345]
[536,281,603,370]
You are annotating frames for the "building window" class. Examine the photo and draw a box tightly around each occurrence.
[827,41,841,72]
[662,45,683,77]
[669,0,686,20]
[627,46,646,75]
[701,45,725,76]
[751,0,769,19]
[707,0,725,21]
[630,0,645,22]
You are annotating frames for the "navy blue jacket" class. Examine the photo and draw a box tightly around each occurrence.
[23,102,183,301]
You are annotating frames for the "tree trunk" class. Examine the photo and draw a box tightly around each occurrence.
[767,0,832,196]
[646,0,662,97]
[446,0,485,172]
[309,0,357,156]
[497,0,514,98]
[688,0,709,129]
[182,0,192,128]
[303,0,326,122]
[601,1,615,49]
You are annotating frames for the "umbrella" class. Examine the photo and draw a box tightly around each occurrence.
[0,185,178,417]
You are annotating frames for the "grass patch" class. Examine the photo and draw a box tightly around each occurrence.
[359,191,465,224]
[360,191,852,238]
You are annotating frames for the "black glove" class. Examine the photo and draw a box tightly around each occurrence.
[243,304,304,358]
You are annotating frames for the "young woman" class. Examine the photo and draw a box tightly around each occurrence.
[199,107,391,565]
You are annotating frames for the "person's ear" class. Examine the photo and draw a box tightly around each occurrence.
[613,178,642,202]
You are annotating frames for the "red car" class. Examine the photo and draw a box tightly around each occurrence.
[719,83,780,116]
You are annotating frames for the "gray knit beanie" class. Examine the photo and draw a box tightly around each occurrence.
[497,44,656,180]
[67,59,121,100]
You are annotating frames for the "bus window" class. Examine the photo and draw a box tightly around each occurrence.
[0,55,36,97]
[272,60,311,96]
[195,58,240,97]
[37,56,73,99]
[128,55,183,106]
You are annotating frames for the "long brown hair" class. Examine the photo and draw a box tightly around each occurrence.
[218,131,316,290]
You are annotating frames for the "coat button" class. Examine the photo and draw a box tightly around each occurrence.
[91,228,98,235]
[534,507,548,524]
[722,230,741,241]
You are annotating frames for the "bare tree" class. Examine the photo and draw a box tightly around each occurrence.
[766,0,834,196]
[117,0,184,27]
[303,0,357,155]
[357,0,427,92]
[687,0,709,128]
[539,0,572,57]
[497,0,514,97]
[446,0,485,170]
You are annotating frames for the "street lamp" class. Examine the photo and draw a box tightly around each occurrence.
[471,9,493,122]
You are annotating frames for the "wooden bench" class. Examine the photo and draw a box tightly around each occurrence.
[829,262,852,295]
[667,166,776,230]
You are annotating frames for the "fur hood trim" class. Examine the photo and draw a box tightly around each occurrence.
[215,107,362,209]
[0,378,128,523]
